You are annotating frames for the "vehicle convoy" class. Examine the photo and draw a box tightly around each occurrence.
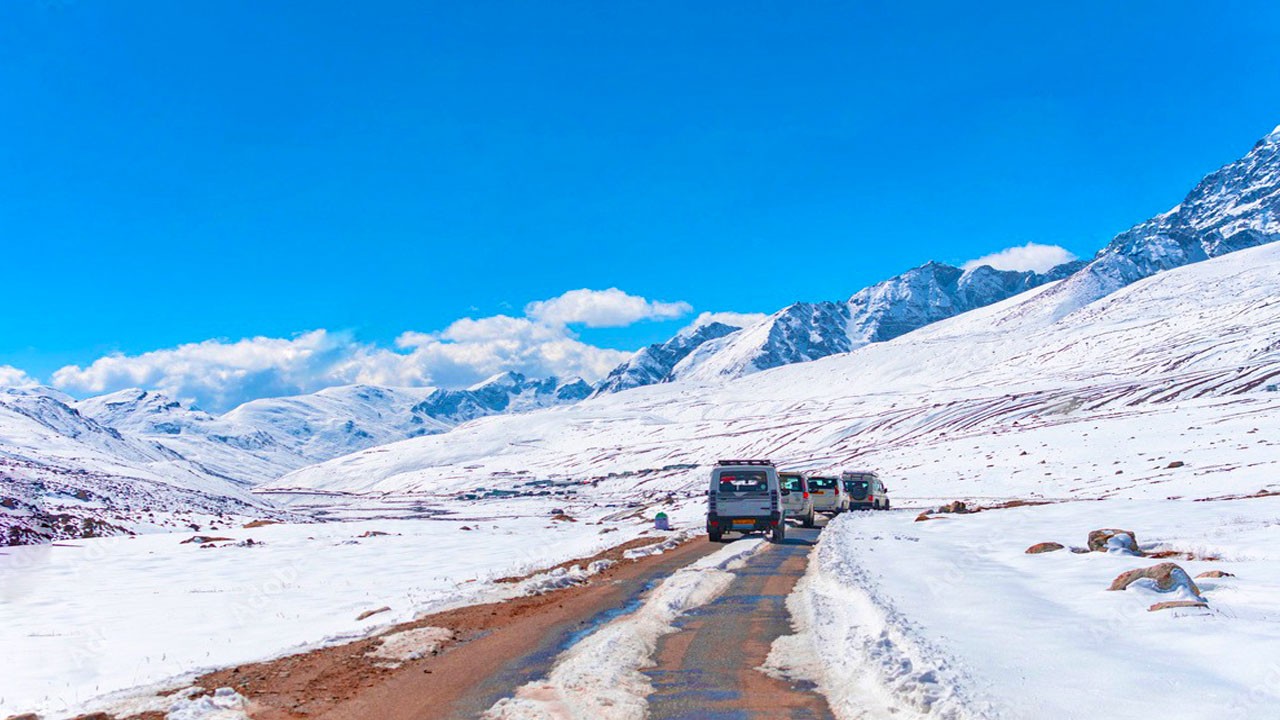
[806,475,846,515]
[779,471,816,527]
[707,459,786,543]
[842,470,890,510]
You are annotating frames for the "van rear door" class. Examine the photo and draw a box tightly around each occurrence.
[714,468,773,518]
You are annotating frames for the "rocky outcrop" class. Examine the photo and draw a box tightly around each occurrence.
[1108,562,1203,600]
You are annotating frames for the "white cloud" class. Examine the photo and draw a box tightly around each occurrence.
[51,331,366,411]
[684,311,768,331]
[525,288,691,327]
[50,288,691,411]
[962,243,1078,273]
[0,365,37,387]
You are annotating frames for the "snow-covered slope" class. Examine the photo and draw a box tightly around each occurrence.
[266,241,1280,502]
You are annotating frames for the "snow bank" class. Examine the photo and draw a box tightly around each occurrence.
[485,538,764,720]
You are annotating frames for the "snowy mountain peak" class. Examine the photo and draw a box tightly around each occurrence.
[593,320,744,395]
[468,371,529,392]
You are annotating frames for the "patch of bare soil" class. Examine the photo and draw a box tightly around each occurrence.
[112,533,713,720]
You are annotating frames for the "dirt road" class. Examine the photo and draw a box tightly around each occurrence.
[137,523,831,720]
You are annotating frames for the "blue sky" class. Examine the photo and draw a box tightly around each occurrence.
[2,2,1279,408]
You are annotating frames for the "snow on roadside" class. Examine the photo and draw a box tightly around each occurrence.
[485,538,765,720]
[764,524,998,720]
[776,498,1280,719]
[0,497,692,719]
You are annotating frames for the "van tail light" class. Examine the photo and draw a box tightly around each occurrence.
[866,495,874,501]
[709,519,719,527]
[803,491,809,499]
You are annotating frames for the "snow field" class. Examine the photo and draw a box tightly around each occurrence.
[484,538,764,720]
[0,495,698,719]
[786,497,1280,719]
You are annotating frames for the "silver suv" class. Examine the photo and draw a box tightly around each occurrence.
[842,471,890,510]
[779,472,816,527]
[707,459,785,543]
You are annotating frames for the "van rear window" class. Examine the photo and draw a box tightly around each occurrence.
[780,475,804,491]
[718,471,768,492]
[808,477,837,489]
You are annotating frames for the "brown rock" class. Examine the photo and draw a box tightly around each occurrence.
[937,501,969,514]
[243,519,279,529]
[181,535,234,545]
[914,512,935,522]
[357,606,391,621]
[1166,461,1185,469]
[551,514,577,522]
[1148,600,1209,612]
[1025,542,1065,554]
[1087,528,1139,553]
[7,713,42,720]
[1108,562,1203,597]
[358,530,391,538]
[1195,570,1235,579]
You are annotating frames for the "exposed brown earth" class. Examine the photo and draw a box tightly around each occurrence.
[1025,541,1065,554]
[112,533,718,720]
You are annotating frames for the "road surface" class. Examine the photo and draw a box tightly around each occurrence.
[645,525,833,719]
[169,522,832,720]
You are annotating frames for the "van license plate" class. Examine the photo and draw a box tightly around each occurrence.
[732,519,754,527]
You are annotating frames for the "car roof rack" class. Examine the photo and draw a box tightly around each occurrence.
[716,459,774,466]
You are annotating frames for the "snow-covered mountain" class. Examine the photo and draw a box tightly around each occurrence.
[223,384,446,466]
[0,386,282,544]
[412,372,591,424]
[76,388,303,485]
[592,321,743,395]
[265,239,1280,501]
[1007,124,1280,324]
[664,260,1082,383]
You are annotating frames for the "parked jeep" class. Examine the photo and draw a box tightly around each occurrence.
[707,459,785,543]
[806,475,845,515]
[842,471,890,510]
[778,472,816,527]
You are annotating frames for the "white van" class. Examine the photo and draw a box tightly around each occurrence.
[707,459,785,543]
[779,472,816,527]
[806,475,846,515]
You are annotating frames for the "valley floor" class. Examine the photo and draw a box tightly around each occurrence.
[4,493,1280,719]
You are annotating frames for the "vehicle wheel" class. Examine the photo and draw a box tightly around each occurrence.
[803,511,815,528]
[884,499,891,510]
[709,530,723,542]
[771,524,786,543]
